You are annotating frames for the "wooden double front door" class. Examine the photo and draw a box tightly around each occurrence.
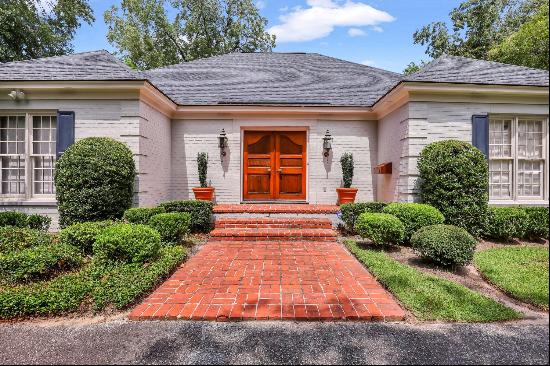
[243,131,307,201]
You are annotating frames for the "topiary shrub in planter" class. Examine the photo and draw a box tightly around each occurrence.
[411,224,477,267]
[26,214,52,231]
[485,207,529,241]
[522,207,549,240]
[54,137,136,227]
[339,202,388,233]
[337,153,358,204]
[59,221,115,255]
[93,224,161,264]
[355,213,405,246]
[0,227,52,254]
[123,207,166,225]
[158,200,213,233]
[418,140,488,237]
[382,203,445,243]
[148,212,191,244]
[0,211,29,228]
[192,152,215,201]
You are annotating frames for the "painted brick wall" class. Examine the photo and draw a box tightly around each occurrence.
[171,118,378,204]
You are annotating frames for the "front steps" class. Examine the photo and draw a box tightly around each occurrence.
[211,217,338,242]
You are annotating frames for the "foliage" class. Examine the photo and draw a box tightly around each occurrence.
[355,213,405,246]
[197,152,208,188]
[340,153,354,188]
[522,207,549,240]
[0,211,29,228]
[411,225,478,267]
[345,240,521,322]
[93,224,161,264]
[104,0,276,70]
[339,202,388,233]
[403,60,429,75]
[147,212,191,244]
[382,203,445,242]
[0,227,52,254]
[123,207,166,225]
[412,0,547,67]
[0,243,82,285]
[54,137,136,227]
[417,140,489,237]
[485,207,529,240]
[475,246,548,309]
[0,0,94,62]
[59,221,115,255]
[26,214,52,232]
[158,200,213,233]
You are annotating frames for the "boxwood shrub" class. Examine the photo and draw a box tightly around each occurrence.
[339,202,388,233]
[382,203,445,242]
[148,212,191,244]
[123,207,166,225]
[418,140,488,236]
[93,224,161,264]
[522,207,549,240]
[54,137,136,227]
[26,214,52,231]
[485,207,529,241]
[411,225,477,267]
[0,211,29,228]
[0,227,52,254]
[158,200,213,233]
[59,221,115,254]
[355,213,405,246]
[0,243,83,285]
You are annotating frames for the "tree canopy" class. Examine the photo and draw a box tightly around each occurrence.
[405,0,548,73]
[0,0,94,63]
[104,0,276,70]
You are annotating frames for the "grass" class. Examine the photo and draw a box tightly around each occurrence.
[345,240,522,322]
[475,246,549,310]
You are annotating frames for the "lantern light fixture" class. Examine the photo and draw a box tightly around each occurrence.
[323,129,333,157]
[218,128,228,156]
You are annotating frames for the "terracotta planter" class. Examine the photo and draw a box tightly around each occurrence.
[336,188,358,205]
[192,187,215,201]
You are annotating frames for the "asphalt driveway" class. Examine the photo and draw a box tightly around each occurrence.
[0,320,548,365]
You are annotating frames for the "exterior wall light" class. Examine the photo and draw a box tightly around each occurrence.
[218,128,228,156]
[323,129,333,157]
[8,89,25,101]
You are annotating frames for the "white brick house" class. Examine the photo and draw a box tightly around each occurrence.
[0,51,548,227]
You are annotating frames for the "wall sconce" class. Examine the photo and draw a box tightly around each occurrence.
[8,89,25,101]
[323,129,333,157]
[218,128,228,156]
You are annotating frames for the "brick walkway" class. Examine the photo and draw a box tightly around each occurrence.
[129,240,405,321]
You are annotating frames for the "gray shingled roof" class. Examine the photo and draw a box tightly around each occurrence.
[0,50,144,81]
[145,52,403,107]
[405,55,549,87]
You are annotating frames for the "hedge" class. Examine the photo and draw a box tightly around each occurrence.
[0,211,51,231]
[158,200,213,233]
[411,225,477,267]
[339,202,388,233]
[148,212,191,244]
[485,207,529,241]
[0,227,52,254]
[59,221,115,255]
[382,203,445,243]
[93,224,161,264]
[355,213,405,246]
[123,207,166,225]
[522,207,549,240]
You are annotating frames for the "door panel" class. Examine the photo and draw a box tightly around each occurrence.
[243,131,307,201]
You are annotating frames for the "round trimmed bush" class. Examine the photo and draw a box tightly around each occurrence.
[158,200,213,233]
[411,224,477,266]
[339,202,388,233]
[418,140,488,237]
[485,207,529,241]
[147,212,191,244]
[26,214,52,231]
[123,207,166,225]
[93,224,161,264]
[382,203,445,242]
[0,227,52,254]
[355,213,405,246]
[54,137,136,227]
[522,207,549,240]
[0,211,28,228]
[59,221,115,254]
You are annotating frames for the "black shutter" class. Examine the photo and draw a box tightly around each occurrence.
[56,111,75,159]
[472,114,489,158]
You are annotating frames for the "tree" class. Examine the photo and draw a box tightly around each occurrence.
[104,0,276,70]
[403,60,429,75]
[0,0,94,63]
[410,0,548,69]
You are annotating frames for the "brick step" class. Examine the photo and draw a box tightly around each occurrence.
[210,228,337,242]
[215,218,333,229]
[213,204,339,214]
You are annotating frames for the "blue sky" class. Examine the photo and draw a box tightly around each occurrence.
[73,0,459,73]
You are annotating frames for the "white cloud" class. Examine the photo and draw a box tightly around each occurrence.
[361,59,376,66]
[371,25,384,33]
[269,0,395,43]
[256,0,267,10]
[348,28,367,37]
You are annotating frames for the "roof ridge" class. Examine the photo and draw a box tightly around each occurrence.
[426,54,549,74]
[312,53,403,77]
[0,49,112,66]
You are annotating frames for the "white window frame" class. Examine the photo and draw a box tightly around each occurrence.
[489,114,549,205]
[0,112,57,201]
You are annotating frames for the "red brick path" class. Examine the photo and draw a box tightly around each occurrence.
[129,239,405,321]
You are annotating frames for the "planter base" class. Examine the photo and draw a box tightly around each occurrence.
[193,187,215,201]
[336,188,358,205]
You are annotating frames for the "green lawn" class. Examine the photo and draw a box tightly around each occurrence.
[475,246,549,310]
[345,240,522,322]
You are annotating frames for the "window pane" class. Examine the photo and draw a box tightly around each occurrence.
[32,156,55,195]
[489,160,513,199]
[518,160,544,198]
[518,120,544,159]
[0,156,25,194]
[489,119,512,158]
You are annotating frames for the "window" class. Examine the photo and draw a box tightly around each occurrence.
[489,116,548,202]
[0,113,57,198]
